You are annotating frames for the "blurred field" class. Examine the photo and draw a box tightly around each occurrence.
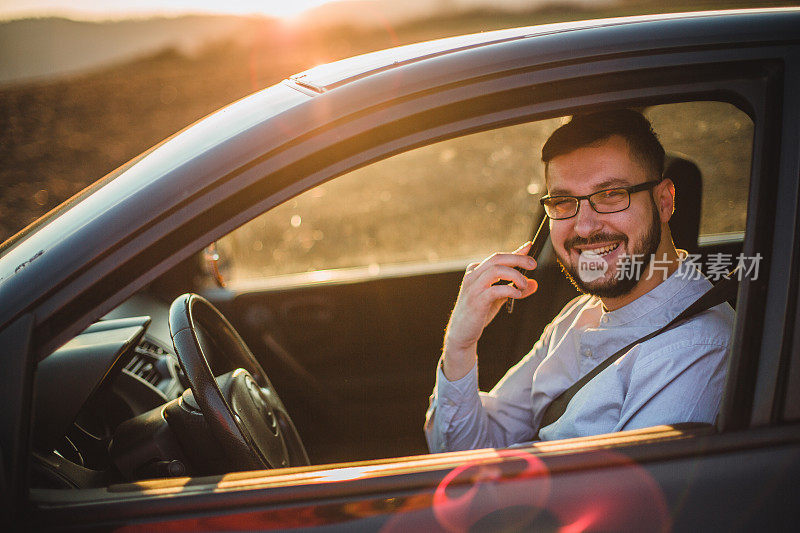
[0,1,785,244]
[220,102,752,281]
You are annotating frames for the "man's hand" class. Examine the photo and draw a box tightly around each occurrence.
[442,242,538,381]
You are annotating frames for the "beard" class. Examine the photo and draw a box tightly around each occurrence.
[557,199,662,298]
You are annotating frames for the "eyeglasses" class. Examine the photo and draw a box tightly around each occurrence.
[539,179,663,220]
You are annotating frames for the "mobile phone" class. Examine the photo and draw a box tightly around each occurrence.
[505,217,550,314]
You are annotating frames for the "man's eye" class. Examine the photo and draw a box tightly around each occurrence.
[595,190,627,202]
[549,199,575,213]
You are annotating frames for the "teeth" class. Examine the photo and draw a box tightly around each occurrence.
[583,243,619,256]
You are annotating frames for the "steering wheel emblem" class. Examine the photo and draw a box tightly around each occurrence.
[245,375,279,435]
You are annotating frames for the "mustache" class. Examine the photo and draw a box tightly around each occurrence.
[565,232,627,251]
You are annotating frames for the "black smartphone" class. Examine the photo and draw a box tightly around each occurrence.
[505,216,550,314]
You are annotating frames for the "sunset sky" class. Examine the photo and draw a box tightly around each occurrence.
[0,0,580,21]
[0,0,346,20]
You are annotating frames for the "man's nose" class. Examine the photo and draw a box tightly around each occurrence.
[572,199,603,237]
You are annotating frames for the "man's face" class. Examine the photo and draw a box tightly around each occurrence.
[546,135,664,298]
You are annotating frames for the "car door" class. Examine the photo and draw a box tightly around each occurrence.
[101,50,800,528]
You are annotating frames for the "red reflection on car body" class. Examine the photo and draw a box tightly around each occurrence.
[431,449,550,532]
[382,448,670,532]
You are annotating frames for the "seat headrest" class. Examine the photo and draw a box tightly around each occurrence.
[665,155,702,255]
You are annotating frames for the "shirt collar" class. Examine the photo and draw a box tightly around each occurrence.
[598,251,695,327]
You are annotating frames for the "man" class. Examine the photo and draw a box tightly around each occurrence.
[425,109,734,452]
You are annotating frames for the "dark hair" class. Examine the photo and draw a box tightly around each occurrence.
[541,109,665,178]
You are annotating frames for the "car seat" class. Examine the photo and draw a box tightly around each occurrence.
[665,154,703,256]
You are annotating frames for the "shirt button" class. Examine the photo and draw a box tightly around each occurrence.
[601,315,609,324]
[582,347,592,357]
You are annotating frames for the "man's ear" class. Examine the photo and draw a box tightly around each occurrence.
[655,178,676,223]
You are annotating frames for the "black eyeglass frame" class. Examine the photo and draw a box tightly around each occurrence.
[539,178,664,220]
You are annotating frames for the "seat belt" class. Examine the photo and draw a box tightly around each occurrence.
[536,271,739,436]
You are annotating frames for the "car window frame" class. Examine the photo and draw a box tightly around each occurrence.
[769,49,800,426]
[20,43,796,527]
[718,56,791,431]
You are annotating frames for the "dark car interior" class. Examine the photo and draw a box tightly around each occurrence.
[28,103,751,490]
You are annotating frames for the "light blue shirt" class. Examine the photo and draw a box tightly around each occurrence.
[425,262,734,452]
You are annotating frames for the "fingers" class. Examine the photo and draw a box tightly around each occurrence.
[445,244,540,355]
[474,264,530,291]
[519,278,538,298]
[486,278,538,300]
[461,243,538,289]
[472,248,537,276]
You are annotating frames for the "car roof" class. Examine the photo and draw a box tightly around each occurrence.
[289,8,800,92]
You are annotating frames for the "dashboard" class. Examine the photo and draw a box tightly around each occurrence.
[31,310,188,489]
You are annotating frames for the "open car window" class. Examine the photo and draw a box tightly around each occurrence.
[198,100,755,465]
[217,100,753,286]
[215,119,560,285]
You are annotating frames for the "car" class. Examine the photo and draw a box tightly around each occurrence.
[2,7,800,531]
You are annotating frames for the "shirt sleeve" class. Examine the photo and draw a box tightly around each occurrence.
[425,322,556,453]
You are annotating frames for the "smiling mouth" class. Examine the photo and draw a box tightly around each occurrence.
[576,242,621,258]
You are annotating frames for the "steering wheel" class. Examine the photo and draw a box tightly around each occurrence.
[168,293,309,470]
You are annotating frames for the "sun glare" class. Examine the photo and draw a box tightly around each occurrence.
[190,0,339,19]
[0,0,342,21]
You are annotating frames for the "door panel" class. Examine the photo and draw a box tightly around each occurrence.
[37,425,800,530]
